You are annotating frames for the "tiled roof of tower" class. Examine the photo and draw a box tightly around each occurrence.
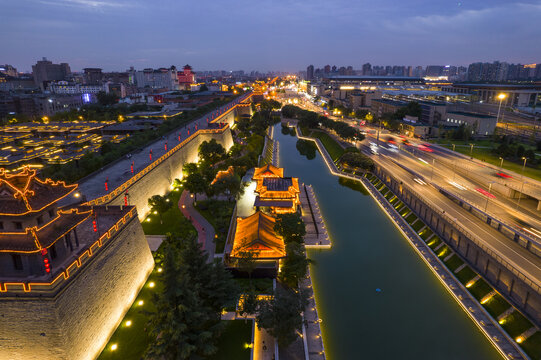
[0,208,91,252]
[230,211,285,259]
[253,164,284,180]
[0,168,77,215]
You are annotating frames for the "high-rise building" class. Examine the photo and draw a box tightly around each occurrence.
[362,63,372,76]
[83,68,103,84]
[31,57,71,89]
[324,65,331,74]
[306,65,314,80]
[134,66,179,90]
[425,65,444,78]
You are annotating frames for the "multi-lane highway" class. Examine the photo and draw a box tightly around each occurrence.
[369,145,541,290]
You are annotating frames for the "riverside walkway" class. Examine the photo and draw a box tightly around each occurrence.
[294,125,528,360]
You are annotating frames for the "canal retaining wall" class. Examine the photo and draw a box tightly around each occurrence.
[373,164,541,326]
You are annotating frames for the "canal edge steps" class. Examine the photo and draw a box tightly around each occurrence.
[290,124,529,360]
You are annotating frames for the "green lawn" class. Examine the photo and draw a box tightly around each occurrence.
[195,199,236,253]
[436,245,450,259]
[405,213,418,224]
[338,177,369,195]
[444,254,464,272]
[411,219,425,232]
[468,279,493,301]
[501,311,534,338]
[427,236,441,249]
[520,331,541,359]
[434,142,541,182]
[419,228,433,241]
[141,188,196,237]
[98,268,161,360]
[400,207,411,217]
[482,293,511,318]
[455,266,477,284]
[207,320,253,360]
[234,278,274,295]
[310,130,345,161]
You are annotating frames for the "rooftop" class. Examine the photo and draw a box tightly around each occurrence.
[447,111,497,119]
[230,211,285,259]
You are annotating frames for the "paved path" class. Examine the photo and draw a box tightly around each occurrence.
[75,94,250,202]
[178,190,216,260]
[254,326,275,360]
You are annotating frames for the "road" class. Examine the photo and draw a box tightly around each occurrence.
[370,149,541,290]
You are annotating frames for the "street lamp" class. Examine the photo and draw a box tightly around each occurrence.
[469,143,474,156]
[484,182,495,212]
[516,157,528,209]
[496,93,506,129]
[452,143,456,152]
[499,157,504,168]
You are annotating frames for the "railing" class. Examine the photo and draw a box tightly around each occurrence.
[296,125,541,294]
[374,165,541,294]
[84,92,256,206]
[85,125,230,206]
[0,207,137,293]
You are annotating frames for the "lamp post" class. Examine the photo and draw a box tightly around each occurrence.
[496,93,506,125]
[516,157,528,209]
[499,157,504,168]
[452,143,456,152]
[484,182,494,212]
[470,143,474,157]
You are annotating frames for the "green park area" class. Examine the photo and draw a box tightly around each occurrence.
[195,199,236,253]
[309,130,345,161]
[141,187,196,237]
[432,139,541,182]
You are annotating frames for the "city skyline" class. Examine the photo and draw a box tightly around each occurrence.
[3,0,541,72]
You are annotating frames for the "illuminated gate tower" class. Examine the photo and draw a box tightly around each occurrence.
[0,168,154,360]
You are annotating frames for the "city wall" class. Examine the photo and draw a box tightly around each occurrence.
[373,164,541,325]
[0,215,154,360]
[88,127,233,219]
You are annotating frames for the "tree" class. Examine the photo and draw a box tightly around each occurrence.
[239,287,258,322]
[279,242,311,288]
[235,248,260,283]
[256,286,308,347]
[148,194,171,224]
[199,139,225,164]
[182,162,198,177]
[145,235,236,359]
[212,173,243,201]
[199,84,209,92]
[274,213,306,244]
[183,172,207,202]
[96,91,119,106]
[340,152,374,171]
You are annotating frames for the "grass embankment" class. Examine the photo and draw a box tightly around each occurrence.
[309,130,345,161]
[141,188,196,237]
[207,320,253,360]
[97,267,162,360]
[195,199,236,253]
[431,139,541,182]
[368,173,541,357]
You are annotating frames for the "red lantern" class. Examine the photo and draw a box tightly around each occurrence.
[124,191,128,206]
[165,141,168,152]
[178,133,181,142]
[149,149,153,161]
[105,178,108,192]
[92,220,97,232]
[42,254,51,273]
[131,161,134,174]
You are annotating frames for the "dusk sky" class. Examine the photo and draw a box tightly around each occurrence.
[3,0,541,72]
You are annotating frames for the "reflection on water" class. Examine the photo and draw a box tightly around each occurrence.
[275,124,499,360]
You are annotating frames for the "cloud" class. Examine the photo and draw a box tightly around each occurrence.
[37,0,134,9]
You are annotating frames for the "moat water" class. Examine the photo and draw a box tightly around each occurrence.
[274,125,499,360]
